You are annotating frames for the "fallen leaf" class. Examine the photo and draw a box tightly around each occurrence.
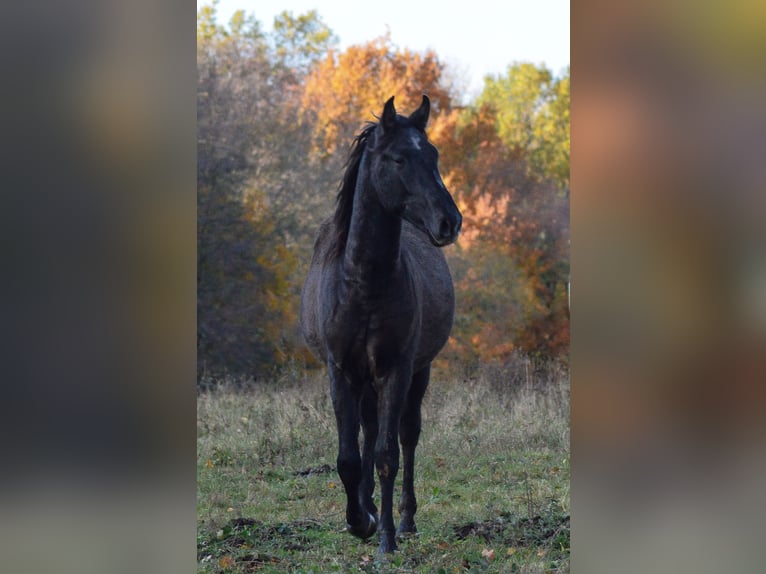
[507,547,517,556]
[328,481,337,489]
[218,555,234,568]
[482,548,496,562]
[206,459,214,468]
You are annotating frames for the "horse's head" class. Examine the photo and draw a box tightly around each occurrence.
[369,95,462,247]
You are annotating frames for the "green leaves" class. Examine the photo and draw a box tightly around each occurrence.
[272,10,339,75]
[479,63,570,191]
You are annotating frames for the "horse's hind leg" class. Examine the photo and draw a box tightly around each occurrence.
[329,364,376,539]
[397,365,430,538]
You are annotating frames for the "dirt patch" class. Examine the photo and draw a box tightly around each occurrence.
[293,463,335,477]
[199,517,327,555]
[453,513,570,547]
[235,552,282,572]
[198,518,330,569]
[229,517,259,528]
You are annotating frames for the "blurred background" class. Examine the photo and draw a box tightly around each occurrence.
[573,1,766,572]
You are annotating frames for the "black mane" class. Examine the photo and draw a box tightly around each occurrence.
[331,122,377,259]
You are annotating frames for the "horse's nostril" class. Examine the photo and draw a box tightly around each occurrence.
[439,219,451,239]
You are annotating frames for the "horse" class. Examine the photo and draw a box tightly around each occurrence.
[300,95,462,554]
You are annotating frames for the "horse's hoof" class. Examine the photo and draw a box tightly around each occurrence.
[346,512,377,539]
[377,535,397,555]
[396,522,418,541]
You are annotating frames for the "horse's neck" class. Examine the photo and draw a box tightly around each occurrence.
[342,168,402,289]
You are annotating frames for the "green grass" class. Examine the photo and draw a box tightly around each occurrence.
[197,358,569,573]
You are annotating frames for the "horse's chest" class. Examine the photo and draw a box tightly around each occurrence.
[326,296,417,380]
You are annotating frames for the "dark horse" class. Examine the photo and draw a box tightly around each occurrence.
[300,95,462,554]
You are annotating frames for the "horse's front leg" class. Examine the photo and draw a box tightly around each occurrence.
[397,365,430,538]
[359,385,379,523]
[329,363,376,539]
[373,367,411,554]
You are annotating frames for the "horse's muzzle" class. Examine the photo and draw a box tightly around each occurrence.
[427,211,462,247]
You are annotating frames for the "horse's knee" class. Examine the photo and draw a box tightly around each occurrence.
[374,449,399,481]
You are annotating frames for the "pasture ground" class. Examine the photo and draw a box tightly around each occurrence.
[197,358,569,573]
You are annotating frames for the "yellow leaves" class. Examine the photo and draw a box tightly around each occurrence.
[327,481,337,489]
[205,459,214,468]
[507,547,517,556]
[218,555,234,568]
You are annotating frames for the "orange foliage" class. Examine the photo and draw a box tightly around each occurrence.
[302,36,453,153]
[433,104,570,360]
[430,105,524,245]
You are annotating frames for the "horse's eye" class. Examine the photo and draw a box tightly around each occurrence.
[387,154,405,166]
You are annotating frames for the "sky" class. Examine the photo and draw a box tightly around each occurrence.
[198,0,570,100]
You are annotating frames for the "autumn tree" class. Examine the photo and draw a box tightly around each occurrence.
[197,5,335,377]
[301,35,454,156]
[479,63,570,191]
[196,3,570,377]
[431,65,570,361]
[475,64,570,356]
[271,10,339,77]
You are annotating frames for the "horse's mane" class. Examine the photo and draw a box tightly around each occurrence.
[330,121,378,259]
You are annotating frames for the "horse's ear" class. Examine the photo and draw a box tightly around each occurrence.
[409,94,430,131]
[381,96,397,133]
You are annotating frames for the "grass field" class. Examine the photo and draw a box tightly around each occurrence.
[197,357,569,573]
